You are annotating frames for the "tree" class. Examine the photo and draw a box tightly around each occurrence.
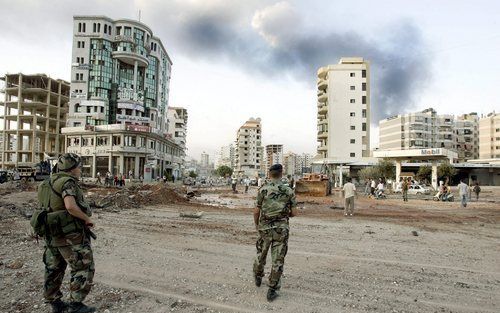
[188,171,198,178]
[416,165,432,183]
[215,165,233,177]
[438,163,456,182]
[376,159,396,180]
[358,167,379,181]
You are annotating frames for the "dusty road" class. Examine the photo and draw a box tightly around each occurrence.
[1,184,499,313]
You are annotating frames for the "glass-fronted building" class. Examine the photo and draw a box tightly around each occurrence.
[63,16,182,180]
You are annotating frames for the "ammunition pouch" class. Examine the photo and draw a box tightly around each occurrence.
[30,209,48,237]
[46,210,84,237]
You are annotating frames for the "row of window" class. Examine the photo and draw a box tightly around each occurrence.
[348,83,367,91]
[349,110,367,118]
[67,135,182,156]
[349,70,367,78]
[76,41,85,48]
[75,73,84,81]
[348,96,367,104]
[76,57,85,64]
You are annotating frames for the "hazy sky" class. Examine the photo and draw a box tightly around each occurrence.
[0,0,499,162]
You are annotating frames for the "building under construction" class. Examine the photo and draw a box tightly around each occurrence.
[0,73,70,169]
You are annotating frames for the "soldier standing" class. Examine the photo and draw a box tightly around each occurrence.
[35,153,96,313]
[253,164,297,301]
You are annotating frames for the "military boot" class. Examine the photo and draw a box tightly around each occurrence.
[67,302,96,313]
[50,299,67,313]
[254,275,262,287]
[267,288,279,301]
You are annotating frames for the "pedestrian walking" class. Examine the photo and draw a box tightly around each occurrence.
[370,179,376,197]
[231,176,237,193]
[96,172,102,185]
[458,179,469,207]
[364,179,370,196]
[473,182,481,201]
[402,178,409,202]
[342,177,356,216]
[244,177,250,193]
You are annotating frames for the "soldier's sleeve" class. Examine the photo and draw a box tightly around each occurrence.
[61,180,78,199]
[256,188,264,208]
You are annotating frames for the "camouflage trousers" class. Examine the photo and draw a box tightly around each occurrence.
[253,227,289,290]
[43,240,95,303]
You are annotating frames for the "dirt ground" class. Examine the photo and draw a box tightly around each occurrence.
[1,182,499,313]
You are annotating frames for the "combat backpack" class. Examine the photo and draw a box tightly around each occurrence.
[260,183,292,222]
[30,179,52,237]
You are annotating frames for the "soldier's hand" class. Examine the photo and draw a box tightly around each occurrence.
[85,219,94,228]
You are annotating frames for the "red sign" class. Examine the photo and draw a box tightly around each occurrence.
[126,125,150,133]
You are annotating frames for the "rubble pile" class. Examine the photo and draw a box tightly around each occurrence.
[88,184,189,211]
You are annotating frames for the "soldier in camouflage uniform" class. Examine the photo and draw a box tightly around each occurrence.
[253,164,297,301]
[38,153,96,313]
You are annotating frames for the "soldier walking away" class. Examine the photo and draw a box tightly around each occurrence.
[458,179,469,207]
[342,177,356,216]
[31,153,96,313]
[253,164,297,301]
[231,176,237,193]
[473,182,481,201]
[244,176,250,193]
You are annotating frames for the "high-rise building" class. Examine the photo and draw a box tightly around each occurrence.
[265,144,283,172]
[200,152,210,168]
[283,152,313,176]
[378,108,480,162]
[455,113,479,161]
[479,112,500,159]
[316,57,370,161]
[62,16,183,179]
[216,144,235,169]
[166,106,188,176]
[1,74,70,169]
[235,117,263,176]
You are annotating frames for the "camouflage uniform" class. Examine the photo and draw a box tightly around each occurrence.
[42,173,95,303]
[253,179,297,290]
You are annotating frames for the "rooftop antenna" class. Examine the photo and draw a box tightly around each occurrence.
[138,9,141,22]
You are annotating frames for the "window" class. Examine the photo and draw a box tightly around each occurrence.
[350,112,355,117]
[83,23,86,32]
[350,73,355,77]
[350,139,356,144]
[93,23,96,33]
[350,86,355,90]
[362,109,366,118]
[112,135,121,146]
[362,70,366,78]
[116,26,121,35]
[97,23,101,33]
[350,125,355,130]
[77,41,81,48]
[104,24,107,34]
[97,136,108,146]
[78,23,82,32]
[350,99,355,103]
[362,83,367,91]
[362,96,366,104]
[350,153,356,157]
[362,123,367,131]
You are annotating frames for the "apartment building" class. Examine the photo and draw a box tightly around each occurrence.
[234,118,264,177]
[316,57,370,161]
[283,152,313,176]
[1,73,70,169]
[166,106,188,173]
[216,144,235,169]
[455,113,479,161]
[62,16,183,179]
[479,112,500,159]
[265,144,283,173]
[379,108,480,162]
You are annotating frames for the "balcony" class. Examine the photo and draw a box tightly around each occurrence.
[317,145,327,151]
[112,48,149,67]
[317,131,328,139]
[317,79,327,90]
[317,89,325,97]
[318,105,328,114]
[317,67,328,79]
[318,93,328,103]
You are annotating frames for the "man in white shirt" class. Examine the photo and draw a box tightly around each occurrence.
[342,177,356,216]
[370,179,376,196]
[376,180,384,198]
[458,179,469,207]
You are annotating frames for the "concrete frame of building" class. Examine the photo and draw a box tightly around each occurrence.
[62,124,183,180]
[1,73,70,169]
[265,144,283,173]
[235,118,264,177]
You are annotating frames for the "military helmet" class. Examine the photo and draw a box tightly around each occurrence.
[56,153,82,171]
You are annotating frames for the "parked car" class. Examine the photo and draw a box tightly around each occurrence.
[394,184,431,195]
